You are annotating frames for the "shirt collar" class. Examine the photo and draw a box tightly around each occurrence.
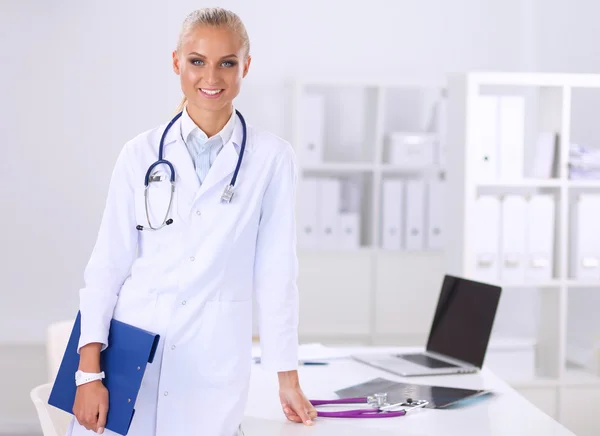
[180,105,237,146]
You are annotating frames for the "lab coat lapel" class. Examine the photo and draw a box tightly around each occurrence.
[193,117,244,203]
[161,119,200,215]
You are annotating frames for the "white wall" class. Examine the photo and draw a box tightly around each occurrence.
[1,0,537,344]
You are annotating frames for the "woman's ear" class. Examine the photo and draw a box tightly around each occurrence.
[172,50,181,75]
[242,55,252,78]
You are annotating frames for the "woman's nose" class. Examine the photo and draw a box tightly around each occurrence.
[204,66,221,85]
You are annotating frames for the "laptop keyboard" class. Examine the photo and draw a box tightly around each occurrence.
[397,353,460,368]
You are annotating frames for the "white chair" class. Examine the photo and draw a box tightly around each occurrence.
[30,382,72,436]
[30,319,76,436]
[46,319,75,382]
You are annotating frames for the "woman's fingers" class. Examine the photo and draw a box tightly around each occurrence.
[296,406,313,425]
[282,404,302,422]
[96,403,108,433]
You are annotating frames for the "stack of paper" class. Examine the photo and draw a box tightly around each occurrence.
[570,143,600,179]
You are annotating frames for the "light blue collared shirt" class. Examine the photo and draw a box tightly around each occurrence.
[180,106,236,183]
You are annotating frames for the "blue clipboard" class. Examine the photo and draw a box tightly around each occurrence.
[48,312,160,435]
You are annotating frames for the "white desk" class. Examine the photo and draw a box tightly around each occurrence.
[241,347,576,436]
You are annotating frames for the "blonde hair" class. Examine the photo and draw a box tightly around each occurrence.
[174,8,250,113]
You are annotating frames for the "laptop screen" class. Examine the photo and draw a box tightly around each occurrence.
[426,275,501,368]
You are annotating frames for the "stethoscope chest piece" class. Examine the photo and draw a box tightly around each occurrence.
[221,184,235,204]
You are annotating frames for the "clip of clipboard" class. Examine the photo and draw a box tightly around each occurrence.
[48,312,160,435]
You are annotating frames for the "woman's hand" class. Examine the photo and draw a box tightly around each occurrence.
[72,380,109,433]
[278,370,317,425]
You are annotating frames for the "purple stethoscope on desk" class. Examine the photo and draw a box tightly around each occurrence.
[309,392,429,418]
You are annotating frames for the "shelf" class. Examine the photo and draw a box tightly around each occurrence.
[497,281,562,289]
[465,72,600,88]
[565,280,600,289]
[561,367,600,387]
[476,179,562,188]
[476,179,600,189]
[568,180,600,188]
[380,164,444,175]
[296,77,443,88]
[301,162,374,173]
[298,247,375,255]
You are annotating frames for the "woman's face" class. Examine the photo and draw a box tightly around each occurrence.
[172,25,250,113]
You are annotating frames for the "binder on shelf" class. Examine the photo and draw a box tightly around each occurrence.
[297,178,319,249]
[500,195,527,283]
[531,132,558,179]
[302,94,325,164]
[339,178,362,250]
[317,178,341,249]
[404,180,425,251]
[474,196,501,283]
[339,212,360,249]
[426,178,444,250]
[571,194,600,280]
[474,96,499,181]
[48,312,160,436]
[525,195,555,281]
[425,94,448,168]
[381,179,404,250]
[498,96,525,180]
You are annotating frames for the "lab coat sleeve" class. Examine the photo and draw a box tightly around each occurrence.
[254,144,300,372]
[77,143,138,353]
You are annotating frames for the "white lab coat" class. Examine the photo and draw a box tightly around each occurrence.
[66,114,300,436]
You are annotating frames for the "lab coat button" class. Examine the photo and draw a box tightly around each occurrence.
[196,210,201,216]
[190,256,195,261]
[171,345,176,350]
[164,391,168,396]
[181,300,187,305]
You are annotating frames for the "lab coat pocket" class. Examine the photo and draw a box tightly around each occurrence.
[113,285,158,333]
[197,300,253,386]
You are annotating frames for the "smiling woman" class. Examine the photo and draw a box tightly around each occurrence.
[66,6,316,436]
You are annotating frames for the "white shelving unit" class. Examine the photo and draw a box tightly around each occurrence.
[445,72,600,433]
[290,78,448,347]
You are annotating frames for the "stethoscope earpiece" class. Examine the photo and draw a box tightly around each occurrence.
[136,219,174,231]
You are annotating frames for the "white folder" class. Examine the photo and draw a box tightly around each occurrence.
[297,178,319,249]
[498,96,525,180]
[302,94,325,164]
[381,180,404,250]
[339,212,360,249]
[500,195,527,283]
[525,195,555,282]
[426,178,444,250]
[474,96,499,181]
[572,194,600,280]
[435,97,447,168]
[404,180,425,251]
[474,196,501,283]
[531,132,557,179]
[317,178,341,249]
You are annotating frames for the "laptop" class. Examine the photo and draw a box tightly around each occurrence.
[352,274,502,376]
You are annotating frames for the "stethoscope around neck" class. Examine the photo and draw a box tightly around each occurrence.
[135,108,247,231]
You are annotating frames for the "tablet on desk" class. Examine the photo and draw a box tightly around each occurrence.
[335,377,492,409]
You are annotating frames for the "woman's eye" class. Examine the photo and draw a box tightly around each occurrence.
[190,59,236,67]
